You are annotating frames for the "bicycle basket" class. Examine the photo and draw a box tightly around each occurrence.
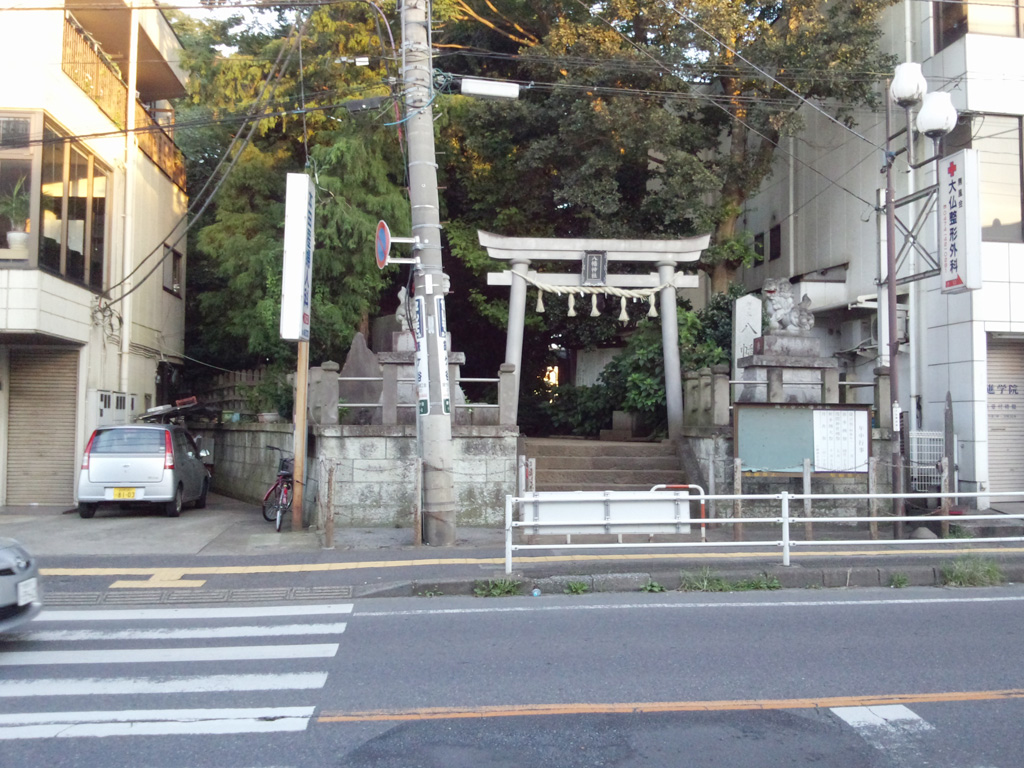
[279,457,294,474]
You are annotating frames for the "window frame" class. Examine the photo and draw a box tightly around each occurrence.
[935,0,1024,51]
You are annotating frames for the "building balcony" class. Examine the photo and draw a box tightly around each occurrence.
[62,15,186,190]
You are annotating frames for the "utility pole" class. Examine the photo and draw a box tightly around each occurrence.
[401,0,456,545]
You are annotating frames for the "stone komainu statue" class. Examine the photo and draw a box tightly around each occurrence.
[762,278,814,333]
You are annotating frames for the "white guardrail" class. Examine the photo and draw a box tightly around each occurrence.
[503,489,1024,574]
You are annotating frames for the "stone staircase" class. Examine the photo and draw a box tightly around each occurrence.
[523,437,685,492]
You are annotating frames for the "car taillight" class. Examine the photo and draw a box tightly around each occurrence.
[81,431,97,470]
[164,430,175,470]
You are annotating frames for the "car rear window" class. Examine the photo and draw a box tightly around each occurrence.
[91,429,167,454]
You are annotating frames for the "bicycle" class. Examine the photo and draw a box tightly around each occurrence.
[262,446,294,532]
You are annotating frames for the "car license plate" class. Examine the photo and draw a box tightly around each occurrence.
[113,488,136,500]
[17,577,38,606]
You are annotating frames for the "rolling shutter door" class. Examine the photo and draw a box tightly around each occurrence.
[986,339,1024,499]
[6,348,79,505]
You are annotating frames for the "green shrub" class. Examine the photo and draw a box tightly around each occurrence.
[940,556,1003,587]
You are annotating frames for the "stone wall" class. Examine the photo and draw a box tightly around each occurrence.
[189,421,518,529]
[190,422,295,508]
[313,425,519,527]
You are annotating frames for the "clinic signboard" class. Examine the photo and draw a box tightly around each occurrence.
[939,149,981,295]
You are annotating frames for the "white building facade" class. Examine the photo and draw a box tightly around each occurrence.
[0,1,188,505]
[740,1,1024,504]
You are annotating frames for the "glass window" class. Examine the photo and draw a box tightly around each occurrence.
[163,244,182,296]
[769,224,782,261]
[0,118,30,149]
[0,158,33,252]
[970,0,1019,37]
[975,117,1023,243]
[91,428,166,454]
[66,146,88,282]
[947,115,1023,244]
[935,0,1023,50]
[39,126,65,274]
[89,169,107,290]
[30,121,110,288]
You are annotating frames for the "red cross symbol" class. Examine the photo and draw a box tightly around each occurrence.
[947,161,957,177]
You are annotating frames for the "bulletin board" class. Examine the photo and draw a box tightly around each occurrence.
[734,403,871,473]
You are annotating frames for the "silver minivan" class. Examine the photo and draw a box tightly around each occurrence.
[77,425,211,518]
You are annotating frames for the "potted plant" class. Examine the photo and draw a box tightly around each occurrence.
[0,176,30,250]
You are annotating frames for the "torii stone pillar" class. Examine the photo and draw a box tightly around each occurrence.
[479,231,710,439]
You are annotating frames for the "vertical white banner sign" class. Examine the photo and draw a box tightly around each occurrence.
[940,148,982,294]
[280,173,315,340]
[413,295,430,415]
[435,296,451,414]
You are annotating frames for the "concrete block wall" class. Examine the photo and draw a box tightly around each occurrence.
[190,422,294,507]
[684,433,894,519]
[314,425,518,528]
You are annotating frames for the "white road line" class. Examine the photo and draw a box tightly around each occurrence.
[36,604,354,622]
[12,622,348,642]
[355,594,1024,618]
[0,673,329,698]
[0,707,316,739]
[0,643,339,666]
[832,705,933,730]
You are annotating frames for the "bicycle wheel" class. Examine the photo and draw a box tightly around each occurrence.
[263,482,283,522]
[275,483,291,532]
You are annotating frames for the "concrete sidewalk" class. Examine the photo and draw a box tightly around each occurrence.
[3,493,1024,602]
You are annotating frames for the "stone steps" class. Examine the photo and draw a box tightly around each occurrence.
[524,437,685,493]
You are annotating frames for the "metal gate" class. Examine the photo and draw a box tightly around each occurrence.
[5,347,79,505]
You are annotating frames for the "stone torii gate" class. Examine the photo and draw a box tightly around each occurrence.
[479,230,710,439]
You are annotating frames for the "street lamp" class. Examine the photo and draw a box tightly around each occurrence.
[884,62,958,534]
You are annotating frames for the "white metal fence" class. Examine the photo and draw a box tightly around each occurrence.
[503,489,1024,574]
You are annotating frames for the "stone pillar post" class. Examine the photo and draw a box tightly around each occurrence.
[698,367,713,426]
[821,368,840,404]
[683,371,700,427]
[504,257,531,424]
[874,367,892,430]
[658,261,684,439]
[498,363,517,426]
[767,367,785,403]
[382,364,398,425]
[712,363,731,426]
[306,361,340,426]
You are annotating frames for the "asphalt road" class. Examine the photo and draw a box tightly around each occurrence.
[2,587,1023,767]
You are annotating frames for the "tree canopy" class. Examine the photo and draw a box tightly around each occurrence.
[171,1,895,423]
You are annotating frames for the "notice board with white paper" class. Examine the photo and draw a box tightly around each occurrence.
[735,404,871,473]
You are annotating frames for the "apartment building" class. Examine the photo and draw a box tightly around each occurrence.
[0,1,188,505]
[740,2,1024,504]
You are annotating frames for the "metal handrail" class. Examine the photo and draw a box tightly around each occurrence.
[504,489,1024,573]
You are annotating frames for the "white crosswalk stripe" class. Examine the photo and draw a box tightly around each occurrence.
[0,603,354,740]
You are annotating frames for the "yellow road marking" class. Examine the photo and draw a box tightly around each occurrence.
[38,546,1024,588]
[317,688,1024,722]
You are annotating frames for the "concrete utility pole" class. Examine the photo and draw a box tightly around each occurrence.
[401,0,456,545]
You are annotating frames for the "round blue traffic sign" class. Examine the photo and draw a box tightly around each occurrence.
[375,220,391,270]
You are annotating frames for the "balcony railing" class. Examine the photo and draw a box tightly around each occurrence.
[62,17,128,129]
[136,103,186,191]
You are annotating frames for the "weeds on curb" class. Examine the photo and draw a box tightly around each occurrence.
[679,567,731,592]
[678,567,779,592]
[940,556,1003,587]
[473,578,522,597]
[946,524,974,539]
[734,574,781,591]
[888,573,909,589]
[641,579,666,593]
[564,580,589,595]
